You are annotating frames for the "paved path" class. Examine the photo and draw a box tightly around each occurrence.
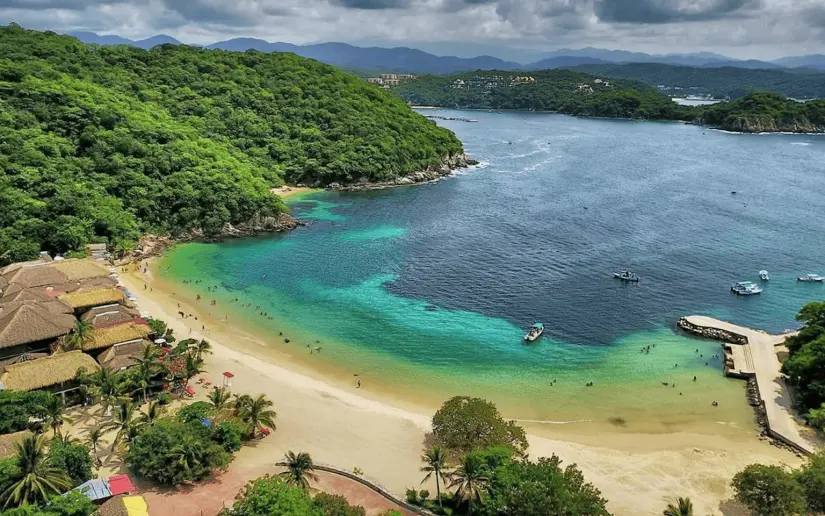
[139,465,413,516]
[685,316,816,455]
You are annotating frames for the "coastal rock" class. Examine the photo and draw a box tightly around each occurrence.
[332,152,473,192]
[707,114,824,134]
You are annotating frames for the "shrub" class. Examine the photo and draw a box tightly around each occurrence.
[225,475,322,516]
[418,489,430,501]
[312,492,366,516]
[48,442,93,487]
[212,420,244,452]
[176,402,214,424]
[405,488,418,504]
[127,419,230,485]
[0,391,56,434]
[156,393,172,406]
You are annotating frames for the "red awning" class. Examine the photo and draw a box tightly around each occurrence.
[223,371,234,378]
[108,474,135,496]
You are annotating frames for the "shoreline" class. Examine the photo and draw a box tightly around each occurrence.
[121,258,804,516]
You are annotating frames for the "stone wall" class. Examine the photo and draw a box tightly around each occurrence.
[677,317,748,344]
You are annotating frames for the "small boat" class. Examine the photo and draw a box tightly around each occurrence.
[731,281,763,295]
[797,274,825,283]
[759,270,770,281]
[524,323,544,342]
[613,270,639,282]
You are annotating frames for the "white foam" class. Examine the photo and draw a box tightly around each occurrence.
[791,142,812,146]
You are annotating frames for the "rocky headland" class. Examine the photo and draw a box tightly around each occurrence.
[326,153,477,192]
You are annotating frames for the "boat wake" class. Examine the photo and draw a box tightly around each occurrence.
[791,142,812,146]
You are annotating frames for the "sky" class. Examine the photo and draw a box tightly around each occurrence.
[0,0,823,60]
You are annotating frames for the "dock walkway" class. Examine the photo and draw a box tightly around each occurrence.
[682,316,816,456]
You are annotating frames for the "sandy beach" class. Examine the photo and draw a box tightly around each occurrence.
[270,185,319,199]
[121,260,803,516]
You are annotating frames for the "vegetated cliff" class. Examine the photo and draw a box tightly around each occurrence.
[698,92,825,133]
[0,25,465,264]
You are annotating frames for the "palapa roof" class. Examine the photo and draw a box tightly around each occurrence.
[50,276,118,295]
[0,299,74,316]
[84,320,152,352]
[0,276,7,291]
[52,260,109,281]
[1,264,68,289]
[97,340,149,371]
[0,350,99,391]
[58,288,126,311]
[0,288,50,304]
[99,495,148,516]
[0,430,31,459]
[81,304,139,327]
[0,303,77,349]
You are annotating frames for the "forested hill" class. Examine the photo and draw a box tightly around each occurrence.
[0,25,463,263]
[568,62,825,100]
[393,70,695,121]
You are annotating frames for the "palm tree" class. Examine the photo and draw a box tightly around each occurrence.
[136,400,165,427]
[235,394,277,438]
[191,340,212,361]
[231,394,252,416]
[102,401,136,452]
[42,396,71,438]
[182,352,205,384]
[276,451,318,491]
[421,445,451,508]
[1,435,71,508]
[87,428,104,467]
[84,368,127,416]
[208,387,232,412]
[132,346,165,402]
[663,497,693,516]
[449,454,490,515]
[51,433,78,446]
[63,321,92,351]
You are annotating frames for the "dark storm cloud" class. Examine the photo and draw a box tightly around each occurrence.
[0,0,127,9]
[328,0,411,9]
[160,0,290,26]
[594,0,761,24]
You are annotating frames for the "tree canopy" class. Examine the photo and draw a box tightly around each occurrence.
[431,396,528,458]
[731,464,807,516]
[781,300,825,425]
[0,24,462,263]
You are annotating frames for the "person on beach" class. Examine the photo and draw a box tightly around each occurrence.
[357,380,361,388]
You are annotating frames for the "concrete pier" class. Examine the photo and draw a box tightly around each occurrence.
[680,316,816,456]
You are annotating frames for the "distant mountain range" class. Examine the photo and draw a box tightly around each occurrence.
[65,31,825,74]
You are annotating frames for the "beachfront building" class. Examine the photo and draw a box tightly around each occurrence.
[97,339,151,372]
[59,288,127,316]
[0,300,77,362]
[73,474,138,505]
[98,495,148,516]
[0,350,100,402]
[82,304,141,328]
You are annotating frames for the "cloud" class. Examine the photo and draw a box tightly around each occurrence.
[593,0,761,24]
[0,0,822,59]
[328,0,411,9]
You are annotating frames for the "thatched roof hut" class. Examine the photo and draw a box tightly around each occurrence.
[0,288,50,304]
[0,303,77,350]
[97,340,149,371]
[84,321,152,352]
[0,351,99,391]
[59,288,126,312]
[2,264,68,289]
[52,260,109,281]
[0,430,31,459]
[81,304,139,328]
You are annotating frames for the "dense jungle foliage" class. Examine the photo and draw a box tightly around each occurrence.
[0,25,462,263]
[569,62,825,100]
[393,69,697,120]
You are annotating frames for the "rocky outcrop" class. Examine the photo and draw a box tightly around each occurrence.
[709,115,825,133]
[676,317,748,344]
[333,153,477,192]
[129,212,302,260]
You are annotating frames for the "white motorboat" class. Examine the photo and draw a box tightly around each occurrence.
[731,281,763,295]
[798,274,824,283]
[759,270,770,281]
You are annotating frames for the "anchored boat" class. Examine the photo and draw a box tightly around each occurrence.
[524,323,544,343]
[798,274,824,283]
[731,281,763,295]
[613,270,639,282]
[759,270,770,281]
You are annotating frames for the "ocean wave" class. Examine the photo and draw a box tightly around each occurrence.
[791,142,812,146]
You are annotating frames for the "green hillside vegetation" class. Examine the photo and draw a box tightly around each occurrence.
[700,92,825,132]
[393,69,697,120]
[0,24,462,263]
[569,62,825,100]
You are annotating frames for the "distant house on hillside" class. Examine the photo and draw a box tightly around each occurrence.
[0,350,99,401]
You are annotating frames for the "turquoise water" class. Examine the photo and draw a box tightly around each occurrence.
[161,111,825,433]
